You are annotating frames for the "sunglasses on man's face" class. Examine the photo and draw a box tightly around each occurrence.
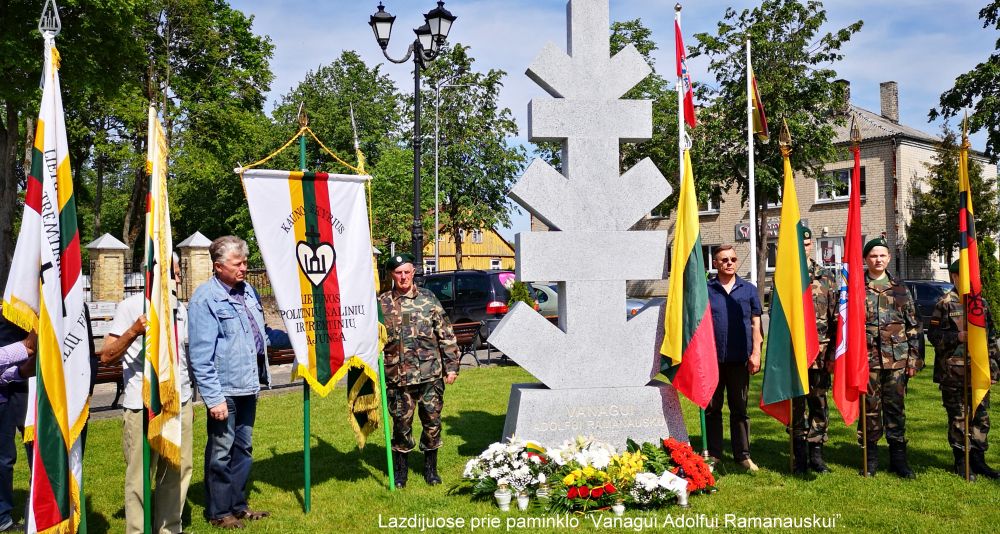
[717,257,738,264]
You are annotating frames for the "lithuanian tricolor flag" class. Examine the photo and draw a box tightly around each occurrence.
[143,105,182,468]
[241,169,380,405]
[760,140,819,425]
[660,149,717,409]
[3,38,89,534]
[957,125,991,412]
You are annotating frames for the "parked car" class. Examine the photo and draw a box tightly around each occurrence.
[530,283,559,317]
[418,270,536,338]
[903,279,953,328]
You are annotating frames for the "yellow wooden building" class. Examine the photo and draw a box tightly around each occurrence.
[422,227,515,272]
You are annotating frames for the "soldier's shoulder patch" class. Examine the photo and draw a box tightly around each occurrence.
[949,311,963,318]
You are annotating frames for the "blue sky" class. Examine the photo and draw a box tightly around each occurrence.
[229,0,999,238]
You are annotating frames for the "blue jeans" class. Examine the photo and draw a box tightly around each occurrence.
[0,388,27,527]
[204,395,256,520]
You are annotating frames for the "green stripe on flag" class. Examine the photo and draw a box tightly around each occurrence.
[301,179,332,383]
[36,372,71,519]
[680,235,708,351]
[762,295,807,404]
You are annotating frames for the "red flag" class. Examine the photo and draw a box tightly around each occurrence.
[831,140,868,425]
[675,17,696,128]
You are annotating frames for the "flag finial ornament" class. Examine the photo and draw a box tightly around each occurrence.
[297,102,309,128]
[962,111,971,151]
[675,3,682,13]
[38,0,61,37]
[850,115,861,148]
[779,119,792,157]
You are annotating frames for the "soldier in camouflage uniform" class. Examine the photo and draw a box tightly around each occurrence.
[859,237,923,478]
[378,253,460,488]
[927,260,1000,480]
[791,227,838,474]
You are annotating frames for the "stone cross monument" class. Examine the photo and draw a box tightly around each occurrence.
[489,0,688,449]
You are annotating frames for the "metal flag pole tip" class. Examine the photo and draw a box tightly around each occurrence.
[39,0,62,37]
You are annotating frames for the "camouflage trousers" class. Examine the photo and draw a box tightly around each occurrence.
[792,368,831,443]
[387,379,445,453]
[857,368,908,445]
[941,383,991,453]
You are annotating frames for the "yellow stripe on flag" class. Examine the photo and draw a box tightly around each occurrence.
[774,155,811,389]
[289,176,318,376]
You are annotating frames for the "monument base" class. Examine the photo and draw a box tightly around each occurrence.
[501,382,688,450]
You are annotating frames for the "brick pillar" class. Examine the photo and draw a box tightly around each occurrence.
[85,233,129,302]
[177,231,213,299]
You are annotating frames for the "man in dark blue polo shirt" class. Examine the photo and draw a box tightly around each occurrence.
[705,245,763,471]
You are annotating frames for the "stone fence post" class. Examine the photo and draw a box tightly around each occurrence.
[85,233,129,303]
[177,231,213,299]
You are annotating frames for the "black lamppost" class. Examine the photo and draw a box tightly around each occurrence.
[370,1,456,273]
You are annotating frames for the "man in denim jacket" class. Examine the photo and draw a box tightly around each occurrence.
[189,236,287,529]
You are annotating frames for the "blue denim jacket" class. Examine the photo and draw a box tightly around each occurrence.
[189,276,273,409]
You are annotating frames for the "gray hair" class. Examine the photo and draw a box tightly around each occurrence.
[210,236,249,264]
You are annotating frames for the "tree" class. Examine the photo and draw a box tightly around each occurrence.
[139,0,275,256]
[691,0,862,291]
[0,0,146,291]
[268,50,407,253]
[931,2,1000,162]
[270,50,404,172]
[421,44,525,269]
[907,126,1000,272]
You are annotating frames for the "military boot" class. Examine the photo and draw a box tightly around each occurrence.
[809,443,830,473]
[861,442,878,477]
[792,437,809,474]
[888,442,916,479]
[953,449,977,481]
[424,449,442,485]
[393,451,409,488]
[971,449,1000,480]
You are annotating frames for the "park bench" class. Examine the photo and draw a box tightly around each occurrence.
[88,302,125,408]
[452,321,484,367]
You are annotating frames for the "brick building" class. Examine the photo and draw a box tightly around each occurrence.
[531,81,998,297]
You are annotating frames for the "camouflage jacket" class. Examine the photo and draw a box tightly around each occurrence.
[810,260,839,369]
[378,286,460,386]
[865,273,923,371]
[926,289,1000,384]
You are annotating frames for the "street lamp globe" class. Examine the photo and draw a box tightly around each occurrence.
[415,23,436,57]
[424,1,456,44]
[369,2,395,49]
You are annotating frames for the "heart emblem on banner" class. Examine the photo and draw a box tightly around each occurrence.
[296,241,337,287]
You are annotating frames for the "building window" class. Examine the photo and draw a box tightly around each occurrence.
[490,258,502,270]
[698,196,721,214]
[765,242,777,272]
[702,245,719,273]
[472,229,484,243]
[765,186,782,209]
[818,167,866,202]
[650,200,671,218]
[817,237,843,268]
[424,259,437,273]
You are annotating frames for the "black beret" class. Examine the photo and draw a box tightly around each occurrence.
[949,260,960,274]
[863,237,889,257]
[384,253,415,271]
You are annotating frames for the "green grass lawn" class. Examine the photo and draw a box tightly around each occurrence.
[12,351,1000,533]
